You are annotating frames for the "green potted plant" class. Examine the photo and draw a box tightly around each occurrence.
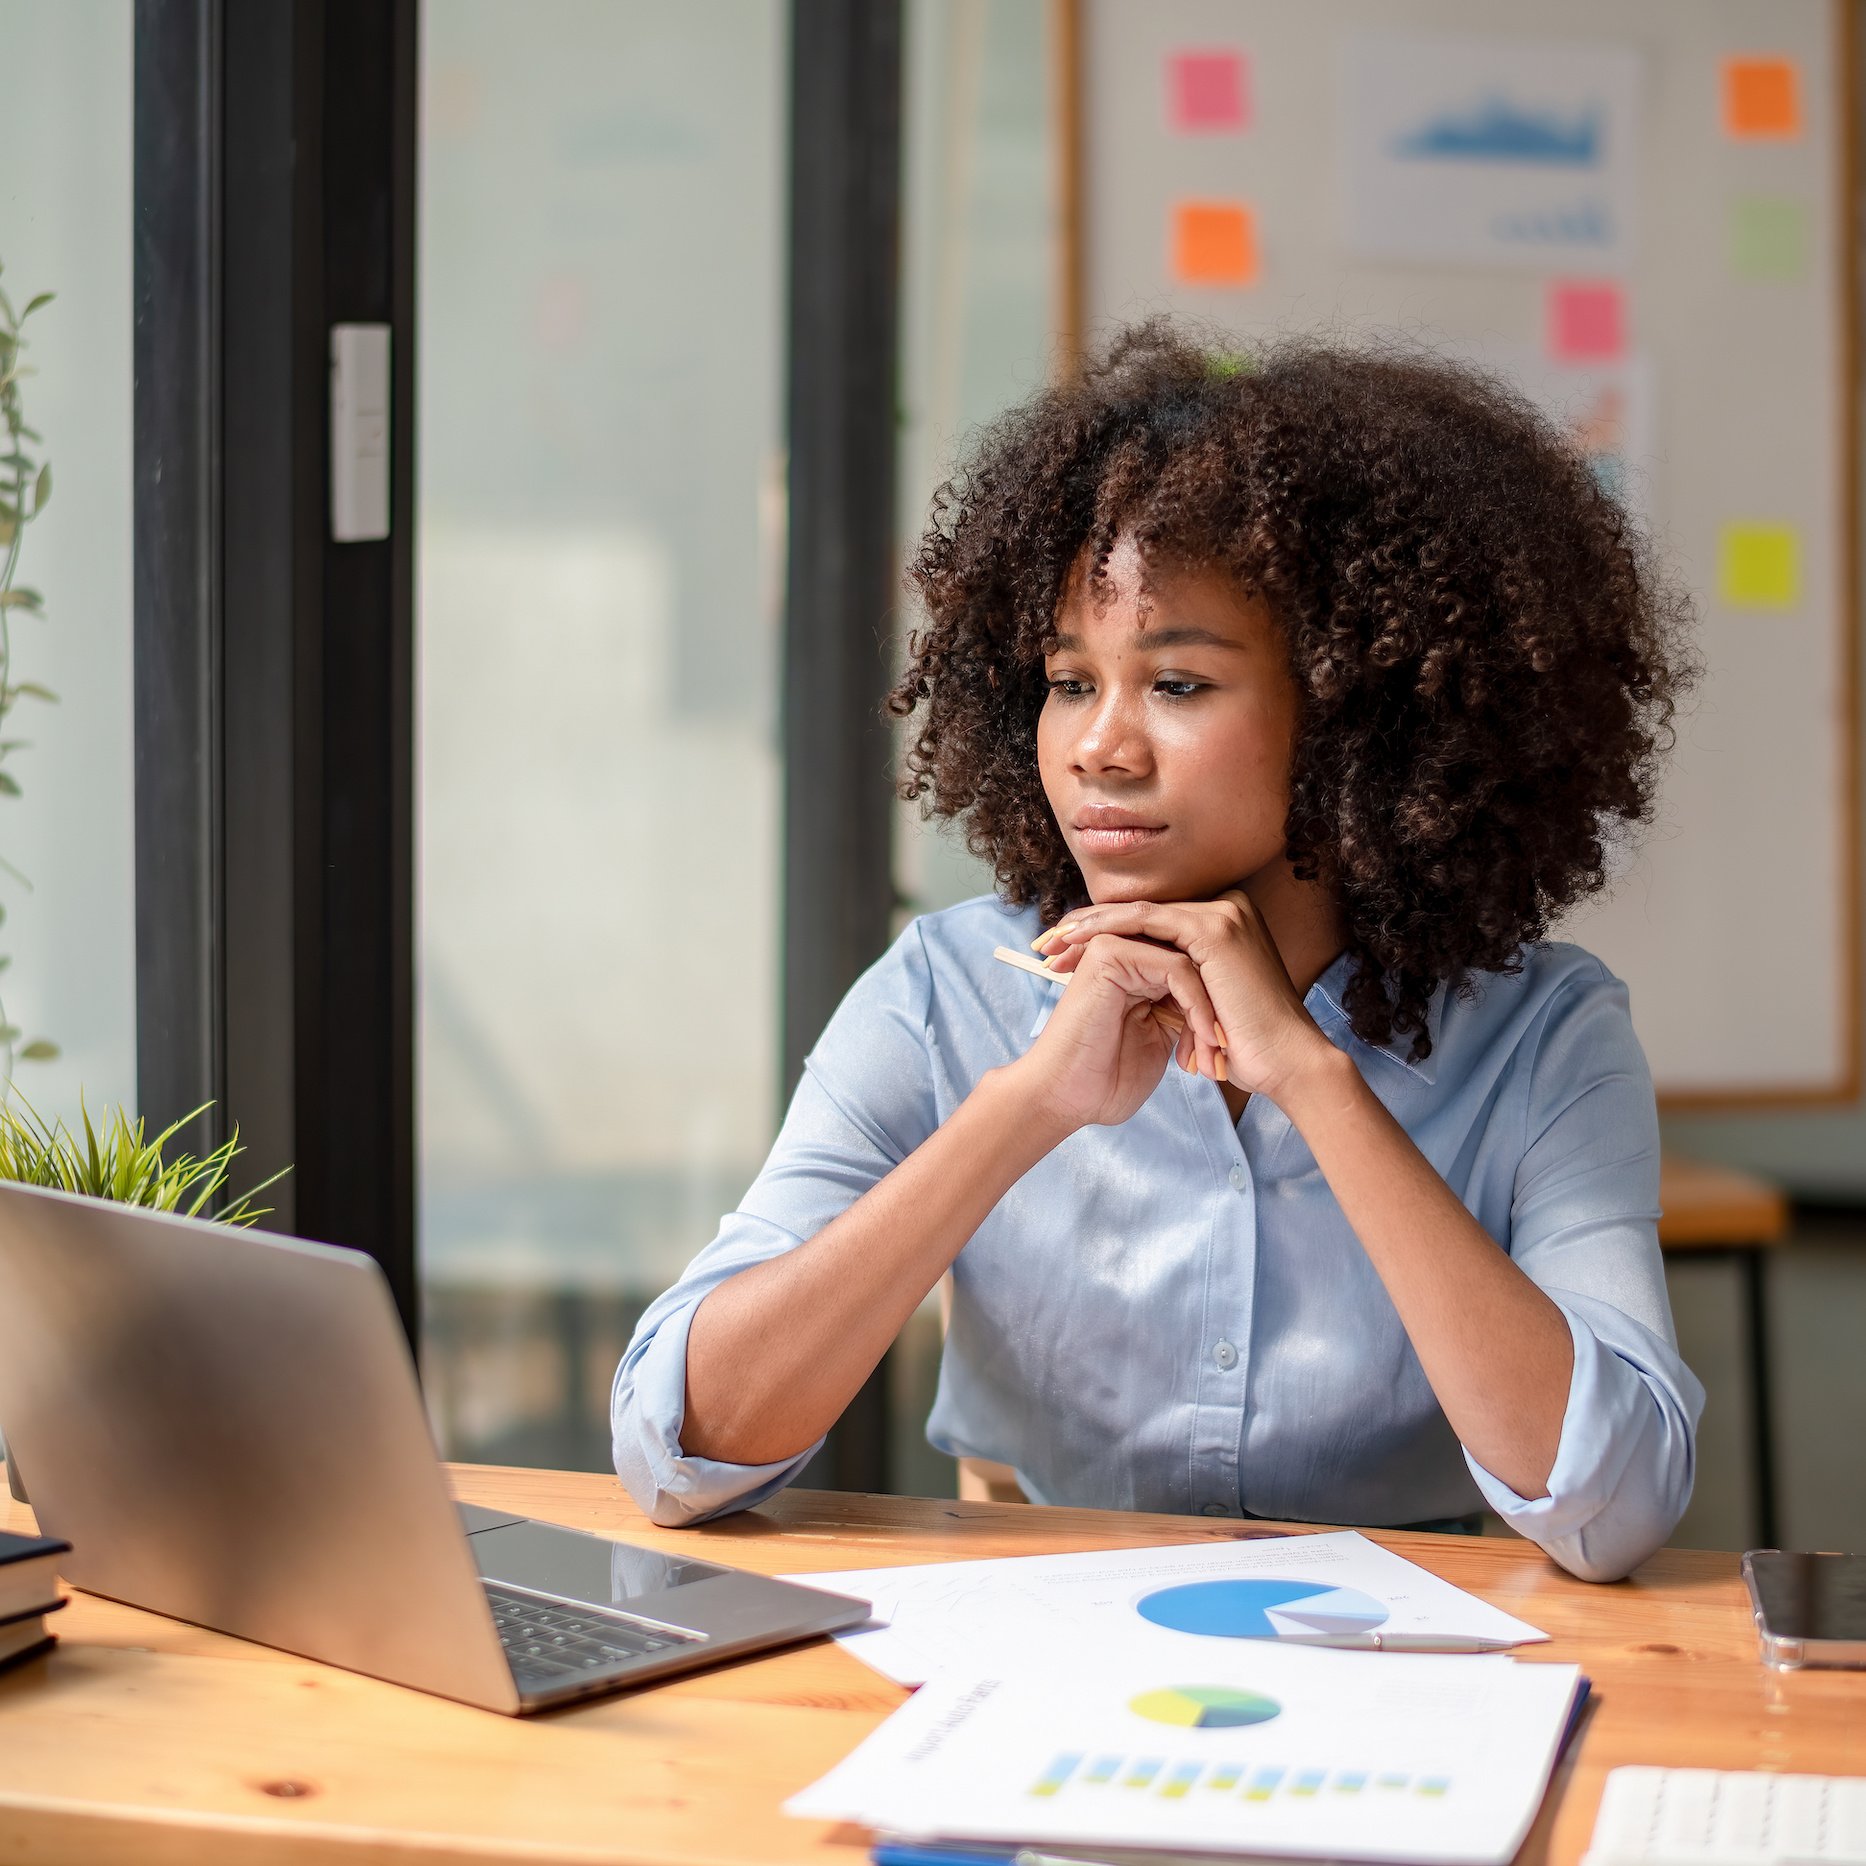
[1,1098,286,1503]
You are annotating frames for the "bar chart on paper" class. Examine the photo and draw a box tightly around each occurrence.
[1027,1749,1455,1805]
[1135,1578,1389,1640]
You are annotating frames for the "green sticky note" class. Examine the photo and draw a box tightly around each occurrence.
[1729,197,1809,281]
[1718,523,1801,609]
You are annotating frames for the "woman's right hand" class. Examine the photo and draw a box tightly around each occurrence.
[1008,932,1225,1136]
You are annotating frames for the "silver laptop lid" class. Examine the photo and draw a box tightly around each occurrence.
[0,1184,518,1711]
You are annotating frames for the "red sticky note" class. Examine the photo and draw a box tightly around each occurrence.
[1167,50,1248,133]
[1172,201,1258,287]
[1548,281,1625,361]
[1723,56,1801,139]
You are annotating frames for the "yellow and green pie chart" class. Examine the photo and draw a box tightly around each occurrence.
[1128,1684,1282,1729]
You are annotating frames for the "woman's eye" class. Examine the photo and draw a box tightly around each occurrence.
[1046,677,1091,698]
[1155,678,1207,699]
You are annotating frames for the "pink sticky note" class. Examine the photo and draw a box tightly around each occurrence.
[1548,282,1626,361]
[1167,50,1248,133]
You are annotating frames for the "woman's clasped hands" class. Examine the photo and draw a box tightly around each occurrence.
[1013,891,1340,1135]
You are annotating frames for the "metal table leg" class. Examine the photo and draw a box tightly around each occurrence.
[1741,1246,1780,1549]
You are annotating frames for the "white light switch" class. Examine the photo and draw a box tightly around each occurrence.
[330,324,391,542]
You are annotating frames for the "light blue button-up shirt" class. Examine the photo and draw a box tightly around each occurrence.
[612,894,1702,1581]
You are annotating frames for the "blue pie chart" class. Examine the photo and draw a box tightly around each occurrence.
[1135,1577,1388,1641]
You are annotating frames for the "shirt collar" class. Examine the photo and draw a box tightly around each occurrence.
[1304,951,1444,1087]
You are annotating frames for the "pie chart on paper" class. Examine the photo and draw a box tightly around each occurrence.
[1134,1577,1389,1641]
[1129,1684,1282,1729]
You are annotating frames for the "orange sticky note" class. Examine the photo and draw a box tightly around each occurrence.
[1723,57,1801,139]
[1172,201,1257,287]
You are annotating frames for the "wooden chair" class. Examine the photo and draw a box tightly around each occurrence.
[1657,1151,1791,1547]
[938,1274,1032,1503]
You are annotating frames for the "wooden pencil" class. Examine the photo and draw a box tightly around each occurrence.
[990,945,1228,1078]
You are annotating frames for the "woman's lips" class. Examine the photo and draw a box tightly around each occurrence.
[1074,823,1167,856]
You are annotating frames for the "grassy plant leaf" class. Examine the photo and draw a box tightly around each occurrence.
[16,1039,56,1061]
[0,1094,289,1227]
[80,1100,101,1187]
[32,463,48,514]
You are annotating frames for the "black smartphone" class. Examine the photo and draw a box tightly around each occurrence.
[1741,1549,1866,1670]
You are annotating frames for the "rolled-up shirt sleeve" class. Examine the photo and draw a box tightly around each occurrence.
[1463,966,1704,1581]
[611,921,940,1526]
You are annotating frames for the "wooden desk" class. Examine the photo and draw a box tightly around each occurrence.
[2,1463,1860,1866]
[1657,1153,1792,1547]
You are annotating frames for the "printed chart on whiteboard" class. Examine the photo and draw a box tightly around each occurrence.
[1340,35,1641,269]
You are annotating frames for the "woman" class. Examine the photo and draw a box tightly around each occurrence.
[612,324,1703,1582]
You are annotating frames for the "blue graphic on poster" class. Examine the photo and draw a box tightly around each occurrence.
[1343,35,1640,269]
[1395,98,1600,166]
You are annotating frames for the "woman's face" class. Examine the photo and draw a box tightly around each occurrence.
[1037,534,1300,906]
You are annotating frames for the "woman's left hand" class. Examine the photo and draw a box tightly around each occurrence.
[1037,893,1337,1102]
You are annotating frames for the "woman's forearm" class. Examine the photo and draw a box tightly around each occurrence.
[681,1064,1068,1467]
[1278,1047,1574,1499]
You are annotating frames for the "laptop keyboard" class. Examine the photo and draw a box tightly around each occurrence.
[484,1581,705,1693]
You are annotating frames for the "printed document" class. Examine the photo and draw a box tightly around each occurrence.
[787,1640,1583,1865]
[794,1529,1545,1687]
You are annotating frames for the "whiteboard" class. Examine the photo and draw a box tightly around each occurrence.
[1073,0,1857,1102]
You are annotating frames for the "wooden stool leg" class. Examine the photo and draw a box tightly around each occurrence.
[1743,1246,1780,1550]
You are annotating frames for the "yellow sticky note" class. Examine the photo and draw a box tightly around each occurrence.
[1718,523,1801,609]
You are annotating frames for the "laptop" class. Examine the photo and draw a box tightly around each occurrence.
[0,1182,869,1713]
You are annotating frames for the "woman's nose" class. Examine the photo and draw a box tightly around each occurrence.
[1073,690,1151,776]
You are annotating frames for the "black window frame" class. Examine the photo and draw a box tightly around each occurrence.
[133,0,904,1488]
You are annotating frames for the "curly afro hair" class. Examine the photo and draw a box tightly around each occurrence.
[889,320,1696,1060]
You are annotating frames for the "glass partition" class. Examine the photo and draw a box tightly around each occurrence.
[0,0,136,1119]
[417,1,787,1468]
[0,0,136,1472]
[891,0,1055,1496]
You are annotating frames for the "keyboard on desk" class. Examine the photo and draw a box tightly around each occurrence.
[483,1581,706,1694]
[1585,1767,1866,1866]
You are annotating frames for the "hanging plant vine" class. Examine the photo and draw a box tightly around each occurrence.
[0,261,61,1081]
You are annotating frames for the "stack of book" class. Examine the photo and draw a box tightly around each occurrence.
[0,1526,69,1674]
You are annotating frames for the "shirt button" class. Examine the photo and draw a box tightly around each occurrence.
[1228,1163,1246,1191]
[1201,1503,1230,1517]
[1213,1339,1238,1371]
